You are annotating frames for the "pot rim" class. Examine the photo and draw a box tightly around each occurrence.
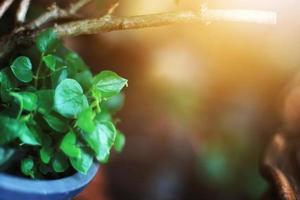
[0,162,99,195]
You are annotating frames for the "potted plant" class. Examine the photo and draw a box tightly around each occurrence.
[0,0,277,199]
[0,1,128,199]
[0,26,127,200]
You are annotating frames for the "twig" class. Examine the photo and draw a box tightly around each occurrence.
[54,8,277,37]
[27,0,91,30]
[16,0,31,23]
[0,5,277,63]
[106,2,119,16]
[69,0,92,14]
[0,0,14,19]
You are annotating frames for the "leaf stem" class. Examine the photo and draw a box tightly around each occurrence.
[9,92,23,119]
[34,53,44,88]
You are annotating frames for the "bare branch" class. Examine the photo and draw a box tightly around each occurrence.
[0,0,14,19]
[0,5,277,63]
[27,0,91,30]
[69,0,92,15]
[106,2,119,16]
[54,8,277,37]
[16,0,31,23]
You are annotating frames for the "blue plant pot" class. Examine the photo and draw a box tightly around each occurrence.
[0,163,99,200]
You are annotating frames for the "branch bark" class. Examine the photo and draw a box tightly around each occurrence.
[26,0,91,30]
[16,0,31,23]
[0,0,92,63]
[0,0,14,19]
[54,8,277,37]
[0,4,277,64]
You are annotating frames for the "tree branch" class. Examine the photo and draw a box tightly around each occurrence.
[54,7,277,37]
[16,0,31,24]
[26,0,91,30]
[0,5,277,64]
[0,0,14,19]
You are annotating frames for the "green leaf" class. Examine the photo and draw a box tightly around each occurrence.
[52,152,69,173]
[0,147,15,166]
[93,71,127,98]
[21,157,35,178]
[19,92,38,111]
[114,131,126,153]
[70,149,93,174]
[84,121,116,163]
[43,114,68,133]
[0,116,25,144]
[54,79,88,118]
[65,51,88,72]
[74,70,93,91]
[39,134,53,164]
[51,68,68,88]
[10,56,33,83]
[10,92,38,111]
[95,110,112,122]
[36,90,54,114]
[0,116,39,146]
[60,131,81,158]
[42,54,63,71]
[0,69,16,102]
[36,28,58,53]
[104,93,125,112]
[19,124,41,146]
[76,108,96,134]
[40,146,52,164]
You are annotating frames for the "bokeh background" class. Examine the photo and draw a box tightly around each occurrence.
[34,0,300,199]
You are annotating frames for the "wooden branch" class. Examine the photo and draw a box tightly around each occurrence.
[54,7,277,37]
[0,0,14,19]
[69,0,92,15]
[26,0,91,30]
[0,5,277,64]
[16,0,31,23]
[106,2,119,15]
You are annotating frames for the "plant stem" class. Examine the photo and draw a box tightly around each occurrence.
[34,54,44,88]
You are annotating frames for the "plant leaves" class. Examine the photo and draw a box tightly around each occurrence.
[36,28,58,53]
[93,71,127,98]
[21,157,35,178]
[65,51,88,72]
[54,79,88,118]
[42,54,64,71]
[60,131,81,158]
[76,108,96,133]
[114,131,126,153]
[10,92,38,111]
[83,121,116,163]
[0,116,26,144]
[0,147,15,166]
[19,124,41,146]
[70,148,93,174]
[40,146,52,164]
[43,114,68,133]
[10,56,33,83]
[51,68,68,88]
[0,69,16,102]
[103,93,125,113]
[52,151,69,173]
[39,134,53,164]
[74,70,93,91]
[36,90,54,114]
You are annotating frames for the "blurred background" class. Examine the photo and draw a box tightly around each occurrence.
[34,0,300,199]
